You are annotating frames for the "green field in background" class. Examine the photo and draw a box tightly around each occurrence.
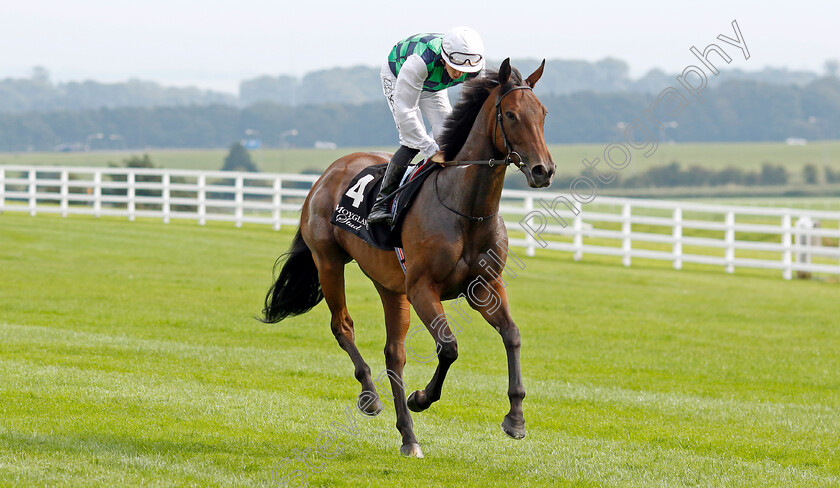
[1,212,838,487]
[693,196,840,211]
[2,140,838,176]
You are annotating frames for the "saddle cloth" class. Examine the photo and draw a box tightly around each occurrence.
[330,159,439,253]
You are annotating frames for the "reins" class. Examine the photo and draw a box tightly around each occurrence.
[433,170,498,222]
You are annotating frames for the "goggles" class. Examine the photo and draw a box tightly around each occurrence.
[443,48,483,68]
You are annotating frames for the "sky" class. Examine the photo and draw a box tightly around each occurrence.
[1,0,837,94]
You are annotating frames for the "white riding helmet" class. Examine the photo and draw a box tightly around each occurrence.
[442,26,485,73]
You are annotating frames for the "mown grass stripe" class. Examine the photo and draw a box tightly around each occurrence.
[3,321,837,434]
[2,358,838,488]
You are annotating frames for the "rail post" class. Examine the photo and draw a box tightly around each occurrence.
[28,169,37,216]
[0,167,5,213]
[60,170,69,217]
[162,172,171,224]
[673,207,683,270]
[621,203,631,267]
[794,216,818,279]
[93,170,102,218]
[725,211,735,273]
[273,176,282,231]
[524,195,535,257]
[198,174,206,226]
[781,213,792,280]
[127,172,136,221]
[235,175,244,228]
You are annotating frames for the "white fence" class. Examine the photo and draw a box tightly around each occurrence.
[2,165,840,280]
[504,190,840,280]
[0,165,319,230]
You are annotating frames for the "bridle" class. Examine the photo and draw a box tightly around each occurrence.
[434,83,534,222]
[492,85,533,168]
[441,84,533,168]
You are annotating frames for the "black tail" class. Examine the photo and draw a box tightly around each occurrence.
[260,229,324,323]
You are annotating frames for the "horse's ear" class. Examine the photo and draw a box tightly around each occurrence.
[498,58,511,85]
[525,59,545,88]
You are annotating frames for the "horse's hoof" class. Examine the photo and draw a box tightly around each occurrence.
[501,416,526,439]
[356,392,384,417]
[406,391,428,412]
[400,442,424,458]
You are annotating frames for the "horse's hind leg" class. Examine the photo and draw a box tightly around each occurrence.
[315,254,383,415]
[374,284,422,458]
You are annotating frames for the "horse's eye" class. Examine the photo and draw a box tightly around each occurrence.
[505,111,516,120]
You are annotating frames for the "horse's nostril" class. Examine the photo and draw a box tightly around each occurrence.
[532,165,546,177]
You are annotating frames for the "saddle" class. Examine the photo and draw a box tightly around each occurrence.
[330,159,439,254]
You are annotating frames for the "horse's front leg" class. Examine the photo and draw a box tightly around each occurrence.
[404,282,458,413]
[469,278,526,439]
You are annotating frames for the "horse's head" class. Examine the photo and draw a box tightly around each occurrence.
[492,58,555,188]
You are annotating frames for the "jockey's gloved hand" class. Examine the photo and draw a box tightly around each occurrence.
[429,150,446,166]
[421,141,439,161]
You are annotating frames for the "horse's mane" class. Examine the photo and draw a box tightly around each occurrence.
[439,67,523,161]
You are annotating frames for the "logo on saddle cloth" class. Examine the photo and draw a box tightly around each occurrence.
[333,205,369,231]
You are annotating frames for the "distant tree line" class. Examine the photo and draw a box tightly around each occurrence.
[0,67,234,113]
[239,59,826,106]
[590,162,791,189]
[2,60,831,113]
[0,77,839,152]
[804,164,840,184]
[0,102,395,151]
[240,66,384,106]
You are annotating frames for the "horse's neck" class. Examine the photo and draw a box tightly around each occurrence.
[443,111,507,217]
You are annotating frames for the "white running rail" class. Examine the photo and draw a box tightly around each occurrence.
[2,165,839,280]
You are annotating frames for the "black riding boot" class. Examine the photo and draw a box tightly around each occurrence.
[368,145,419,225]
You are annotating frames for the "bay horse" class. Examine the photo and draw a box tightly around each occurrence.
[261,59,554,458]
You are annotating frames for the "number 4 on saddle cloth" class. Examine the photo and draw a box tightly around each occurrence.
[330,158,440,273]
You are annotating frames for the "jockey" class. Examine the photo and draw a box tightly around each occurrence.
[368,26,485,225]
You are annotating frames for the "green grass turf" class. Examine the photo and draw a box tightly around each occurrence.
[2,140,838,176]
[1,212,839,487]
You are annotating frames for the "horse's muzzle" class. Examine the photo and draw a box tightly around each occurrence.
[527,162,554,188]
